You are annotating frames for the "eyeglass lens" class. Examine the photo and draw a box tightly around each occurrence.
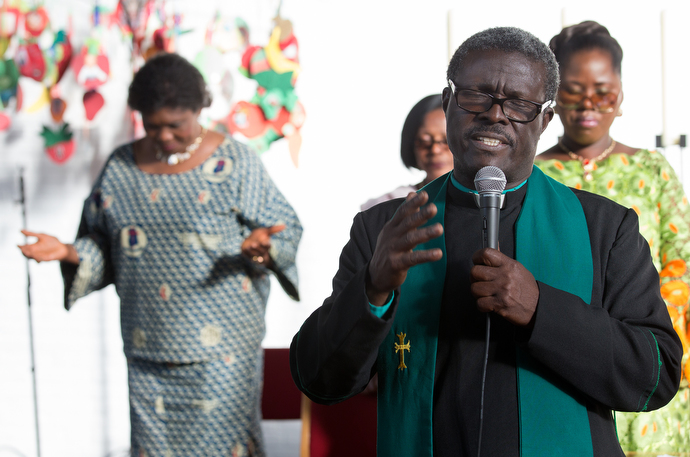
[557,90,618,113]
[455,90,540,122]
[415,138,448,150]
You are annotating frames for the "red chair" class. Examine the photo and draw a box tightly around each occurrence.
[262,348,302,420]
[300,391,377,457]
[261,347,377,456]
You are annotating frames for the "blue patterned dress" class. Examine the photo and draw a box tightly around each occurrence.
[61,137,302,456]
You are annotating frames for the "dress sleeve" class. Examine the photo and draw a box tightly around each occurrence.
[526,207,683,412]
[60,173,114,310]
[290,208,396,404]
[654,155,690,378]
[234,144,303,300]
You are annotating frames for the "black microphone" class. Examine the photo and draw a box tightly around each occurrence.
[474,166,507,249]
[473,166,506,457]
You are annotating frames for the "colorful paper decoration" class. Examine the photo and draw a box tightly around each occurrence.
[205,12,249,54]
[15,42,46,81]
[192,13,250,124]
[228,15,304,166]
[0,57,19,108]
[0,111,9,129]
[40,123,75,164]
[72,39,109,91]
[0,5,20,39]
[83,89,104,121]
[44,30,72,87]
[24,6,49,38]
[45,30,72,122]
[71,35,109,121]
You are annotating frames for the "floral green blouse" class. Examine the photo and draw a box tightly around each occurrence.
[536,149,690,454]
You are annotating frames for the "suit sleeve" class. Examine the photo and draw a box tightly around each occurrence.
[526,206,683,412]
[289,205,399,404]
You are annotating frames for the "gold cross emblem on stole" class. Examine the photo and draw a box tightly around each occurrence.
[394,332,411,370]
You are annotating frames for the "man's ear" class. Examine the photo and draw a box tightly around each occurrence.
[541,107,555,134]
[442,87,451,112]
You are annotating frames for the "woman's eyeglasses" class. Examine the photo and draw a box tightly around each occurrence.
[414,137,448,150]
[556,89,620,113]
[448,80,552,123]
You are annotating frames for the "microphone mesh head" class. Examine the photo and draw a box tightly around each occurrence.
[474,166,507,193]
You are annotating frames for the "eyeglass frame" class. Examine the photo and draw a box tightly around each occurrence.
[414,137,448,151]
[447,80,553,124]
[555,89,621,114]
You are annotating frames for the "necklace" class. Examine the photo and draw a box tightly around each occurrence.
[155,127,208,166]
[558,138,617,182]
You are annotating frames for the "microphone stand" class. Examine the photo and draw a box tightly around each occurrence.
[18,168,42,457]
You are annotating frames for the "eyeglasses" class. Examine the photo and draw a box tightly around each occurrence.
[414,137,448,150]
[556,89,620,113]
[448,80,552,123]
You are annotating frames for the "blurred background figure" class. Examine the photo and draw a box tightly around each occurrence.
[18,53,302,457]
[361,94,454,210]
[535,20,690,454]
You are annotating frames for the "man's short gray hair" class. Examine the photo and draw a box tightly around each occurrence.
[447,27,559,101]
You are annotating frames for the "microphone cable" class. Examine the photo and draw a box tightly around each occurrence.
[476,314,490,457]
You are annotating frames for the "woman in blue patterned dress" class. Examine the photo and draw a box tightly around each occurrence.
[19,53,303,456]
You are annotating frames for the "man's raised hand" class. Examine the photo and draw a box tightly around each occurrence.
[366,192,444,306]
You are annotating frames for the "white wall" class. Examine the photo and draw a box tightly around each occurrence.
[1,0,688,456]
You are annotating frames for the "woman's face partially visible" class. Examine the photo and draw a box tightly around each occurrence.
[413,108,454,182]
[556,48,623,146]
[141,107,201,154]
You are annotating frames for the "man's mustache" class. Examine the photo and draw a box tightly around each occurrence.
[463,125,516,149]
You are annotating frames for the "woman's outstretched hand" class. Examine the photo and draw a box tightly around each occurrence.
[241,224,286,267]
[18,230,80,264]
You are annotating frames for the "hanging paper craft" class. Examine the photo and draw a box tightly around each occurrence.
[0,57,19,108]
[15,42,45,81]
[194,14,249,124]
[0,57,20,130]
[24,6,49,38]
[72,41,109,91]
[71,35,109,121]
[0,5,20,40]
[141,25,169,60]
[113,0,154,63]
[40,123,75,164]
[44,30,72,86]
[44,30,72,122]
[228,15,304,166]
[207,12,249,54]
[83,89,104,121]
[140,11,192,61]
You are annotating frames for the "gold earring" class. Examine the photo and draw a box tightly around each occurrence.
[617,108,623,117]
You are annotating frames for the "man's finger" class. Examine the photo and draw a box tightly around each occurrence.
[405,248,443,267]
[393,202,438,236]
[396,191,428,217]
[394,223,443,252]
[471,247,505,267]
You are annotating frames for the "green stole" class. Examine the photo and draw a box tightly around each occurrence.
[376,166,594,457]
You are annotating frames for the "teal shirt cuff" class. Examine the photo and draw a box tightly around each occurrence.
[369,292,394,318]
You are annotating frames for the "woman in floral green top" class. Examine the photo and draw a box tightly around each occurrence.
[536,21,690,454]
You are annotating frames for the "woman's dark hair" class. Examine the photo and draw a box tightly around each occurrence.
[127,53,212,114]
[549,20,623,76]
[400,94,443,169]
